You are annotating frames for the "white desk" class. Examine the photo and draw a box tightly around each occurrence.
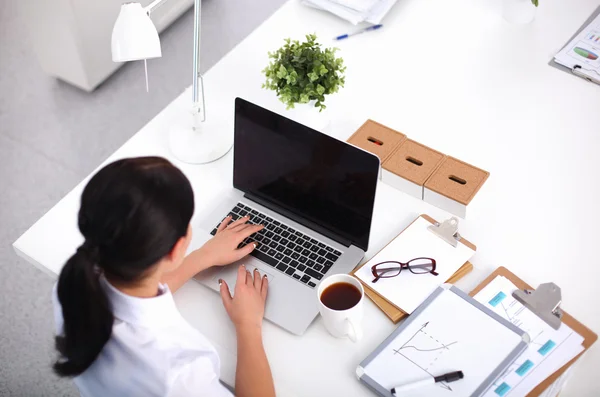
[13,0,600,395]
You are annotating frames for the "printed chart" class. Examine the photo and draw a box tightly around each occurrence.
[475,277,584,397]
[554,12,600,80]
[393,322,458,391]
[586,31,600,44]
[567,41,600,68]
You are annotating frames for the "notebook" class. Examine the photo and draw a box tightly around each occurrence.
[354,216,476,314]
[357,285,530,397]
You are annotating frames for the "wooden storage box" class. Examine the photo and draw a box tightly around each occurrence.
[381,139,445,200]
[423,157,489,218]
[346,120,407,163]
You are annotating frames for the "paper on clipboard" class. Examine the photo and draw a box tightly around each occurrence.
[474,276,584,397]
[553,12,600,82]
[469,267,597,396]
[354,217,475,314]
[538,366,574,397]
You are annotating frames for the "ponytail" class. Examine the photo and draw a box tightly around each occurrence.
[53,243,113,377]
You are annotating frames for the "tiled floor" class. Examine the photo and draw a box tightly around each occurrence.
[0,0,286,395]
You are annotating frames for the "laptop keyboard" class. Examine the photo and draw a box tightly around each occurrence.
[210,203,342,288]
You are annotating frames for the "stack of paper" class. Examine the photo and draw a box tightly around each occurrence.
[473,276,585,397]
[302,0,397,25]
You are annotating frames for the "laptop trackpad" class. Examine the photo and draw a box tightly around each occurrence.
[213,265,276,295]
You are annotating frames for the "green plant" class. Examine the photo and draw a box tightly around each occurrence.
[262,34,346,112]
[531,0,538,6]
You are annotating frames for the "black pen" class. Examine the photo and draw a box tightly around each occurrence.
[391,371,464,395]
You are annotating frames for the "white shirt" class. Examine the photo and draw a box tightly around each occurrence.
[52,278,234,397]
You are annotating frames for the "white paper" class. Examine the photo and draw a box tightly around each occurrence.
[302,0,397,25]
[538,366,574,397]
[474,276,585,397]
[554,12,600,81]
[365,0,398,24]
[355,217,475,313]
[302,0,365,25]
[364,287,526,397]
[327,0,380,13]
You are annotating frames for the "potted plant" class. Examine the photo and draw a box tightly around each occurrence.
[503,0,538,24]
[263,34,346,114]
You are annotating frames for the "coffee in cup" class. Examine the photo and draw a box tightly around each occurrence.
[320,281,362,311]
[317,274,364,342]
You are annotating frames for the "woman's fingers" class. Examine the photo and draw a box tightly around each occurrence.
[218,279,232,311]
[253,268,262,289]
[261,275,269,300]
[233,242,257,262]
[235,265,247,286]
[236,224,264,239]
[216,216,232,233]
[227,215,251,229]
[229,222,257,233]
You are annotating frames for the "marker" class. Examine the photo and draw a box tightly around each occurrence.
[391,371,464,395]
[334,24,383,41]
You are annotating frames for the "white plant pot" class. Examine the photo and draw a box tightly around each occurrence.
[276,100,331,132]
[503,0,537,24]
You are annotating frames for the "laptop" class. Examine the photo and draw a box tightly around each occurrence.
[193,98,379,335]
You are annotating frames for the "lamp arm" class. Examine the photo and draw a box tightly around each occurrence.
[145,0,169,15]
[144,0,205,122]
[192,0,205,121]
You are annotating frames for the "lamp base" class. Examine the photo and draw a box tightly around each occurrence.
[168,110,233,164]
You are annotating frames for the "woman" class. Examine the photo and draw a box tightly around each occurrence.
[52,156,276,397]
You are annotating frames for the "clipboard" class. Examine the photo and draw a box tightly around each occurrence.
[351,214,476,323]
[469,267,598,396]
[549,5,600,86]
[357,284,531,397]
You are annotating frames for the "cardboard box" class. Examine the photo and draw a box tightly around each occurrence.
[423,156,489,218]
[346,120,407,162]
[382,140,445,199]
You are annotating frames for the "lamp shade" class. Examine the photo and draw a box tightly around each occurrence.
[111,3,162,62]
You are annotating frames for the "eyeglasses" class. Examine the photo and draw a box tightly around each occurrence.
[371,258,438,283]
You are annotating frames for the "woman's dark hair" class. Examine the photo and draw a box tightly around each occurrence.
[53,157,194,377]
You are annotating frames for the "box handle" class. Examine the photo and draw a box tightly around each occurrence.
[449,175,467,185]
[367,137,383,146]
[405,156,423,166]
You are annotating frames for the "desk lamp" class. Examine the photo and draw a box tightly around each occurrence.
[111,0,233,164]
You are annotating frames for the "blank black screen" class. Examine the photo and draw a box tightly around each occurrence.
[233,98,379,251]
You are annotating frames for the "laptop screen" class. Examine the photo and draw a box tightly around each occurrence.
[233,98,379,251]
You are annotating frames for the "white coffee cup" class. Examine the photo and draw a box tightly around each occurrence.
[317,274,364,342]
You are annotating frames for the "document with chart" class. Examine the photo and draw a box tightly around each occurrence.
[554,11,600,82]
[473,276,584,397]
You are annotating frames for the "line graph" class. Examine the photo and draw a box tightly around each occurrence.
[393,322,458,391]
[496,299,528,330]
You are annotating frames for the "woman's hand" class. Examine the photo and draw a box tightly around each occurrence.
[223,266,275,397]
[219,266,268,332]
[197,215,264,269]
[163,217,262,293]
